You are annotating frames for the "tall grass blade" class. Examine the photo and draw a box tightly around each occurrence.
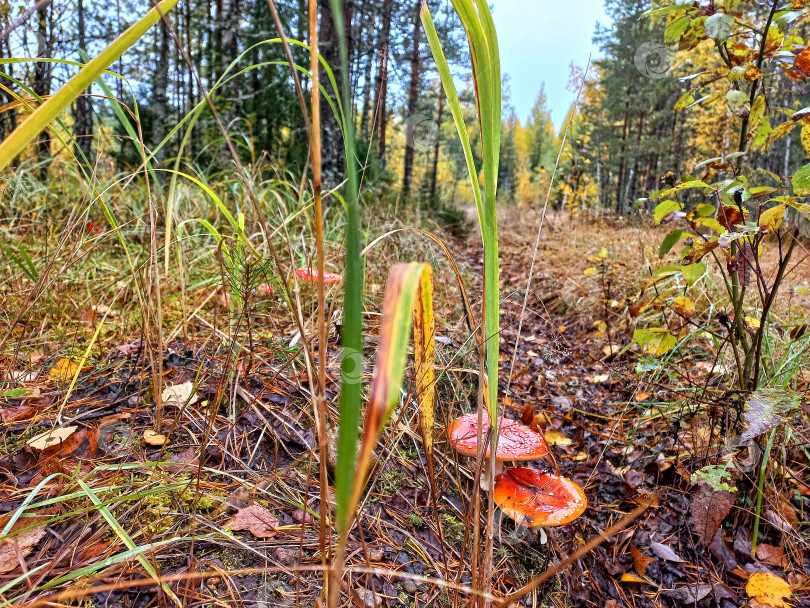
[330,0,364,535]
[344,263,435,522]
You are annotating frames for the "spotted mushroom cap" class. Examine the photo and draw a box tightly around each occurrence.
[447,413,549,460]
[296,268,343,284]
[494,467,587,527]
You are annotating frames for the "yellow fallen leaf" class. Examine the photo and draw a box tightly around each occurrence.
[572,451,588,461]
[635,392,651,402]
[620,573,648,584]
[544,430,572,447]
[49,358,79,381]
[746,572,792,608]
[584,267,597,276]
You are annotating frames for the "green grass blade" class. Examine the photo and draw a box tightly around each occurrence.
[74,478,180,605]
[329,0,365,535]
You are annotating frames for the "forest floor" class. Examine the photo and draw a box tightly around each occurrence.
[1,209,809,608]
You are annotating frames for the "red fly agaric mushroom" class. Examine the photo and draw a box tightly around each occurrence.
[448,413,549,485]
[296,268,343,284]
[494,467,587,527]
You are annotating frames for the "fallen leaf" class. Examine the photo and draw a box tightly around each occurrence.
[664,585,712,604]
[27,426,78,452]
[49,358,79,381]
[0,523,47,574]
[709,528,738,570]
[0,404,37,423]
[583,267,597,276]
[746,572,792,608]
[143,430,167,446]
[620,572,647,584]
[691,481,734,546]
[650,541,684,563]
[161,447,199,472]
[161,381,198,407]
[742,388,803,440]
[227,504,280,538]
[603,344,621,356]
[756,544,789,568]
[544,430,572,447]
[634,392,650,402]
[115,341,142,357]
[630,546,655,576]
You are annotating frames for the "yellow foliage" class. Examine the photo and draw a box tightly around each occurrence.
[745,573,792,608]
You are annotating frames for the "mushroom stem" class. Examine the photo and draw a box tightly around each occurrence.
[480,458,503,492]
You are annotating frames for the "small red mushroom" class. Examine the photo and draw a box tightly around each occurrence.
[448,413,549,487]
[296,268,343,284]
[493,467,587,527]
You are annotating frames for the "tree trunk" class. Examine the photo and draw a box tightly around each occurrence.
[0,38,17,141]
[401,0,422,197]
[33,2,52,178]
[614,100,629,214]
[152,17,171,167]
[372,0,391,169]
[73,0,94,174]
[318,0,351,187]
[429,92,444,202]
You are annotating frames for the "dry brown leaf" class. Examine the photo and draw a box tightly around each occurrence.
[630,545,655,576]
[0,523,47,574]
[227,504,280,538]
[755,544,789,568]
[691,482,734,546]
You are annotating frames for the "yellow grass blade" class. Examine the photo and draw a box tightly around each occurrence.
[339,262,436,525]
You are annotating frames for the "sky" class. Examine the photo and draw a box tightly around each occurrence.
[491,0,611,129]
